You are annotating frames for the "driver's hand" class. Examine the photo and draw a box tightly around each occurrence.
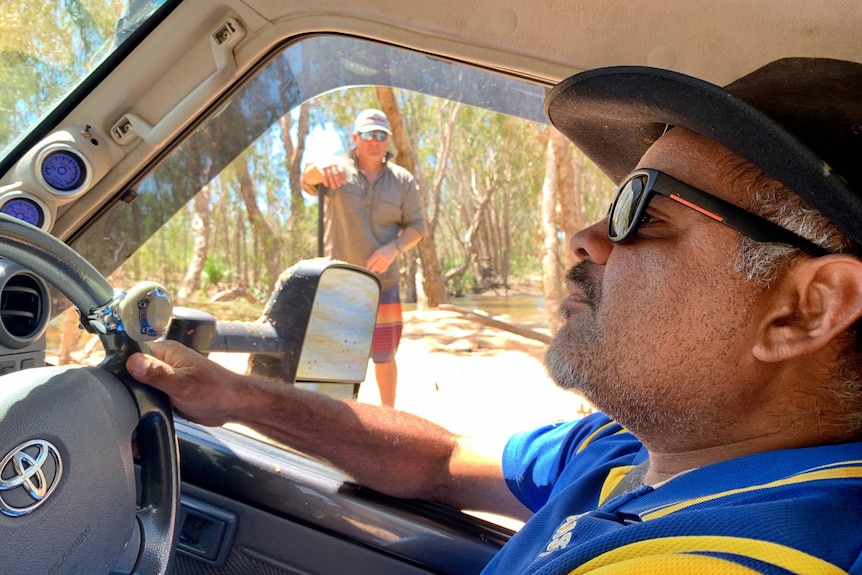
[127,340,250,427]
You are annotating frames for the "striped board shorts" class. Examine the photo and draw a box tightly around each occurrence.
[371,286,403,363]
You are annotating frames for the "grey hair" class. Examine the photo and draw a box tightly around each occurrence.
[722,157,862,436]
[735,186,848,285]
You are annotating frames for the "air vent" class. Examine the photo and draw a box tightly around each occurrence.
[0,270,50,349]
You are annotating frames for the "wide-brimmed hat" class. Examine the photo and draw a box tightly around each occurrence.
[354,108,392,135]
[543,58,862,247]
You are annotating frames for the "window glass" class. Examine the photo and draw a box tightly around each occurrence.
[49,34,613,455]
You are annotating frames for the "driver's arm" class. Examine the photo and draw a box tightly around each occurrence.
[126,340,532,521]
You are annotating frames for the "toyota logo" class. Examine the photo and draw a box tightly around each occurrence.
[0,439,63,517]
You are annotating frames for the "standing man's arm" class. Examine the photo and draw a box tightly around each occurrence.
[126,341,532,521]
[302,161,347,192]
[366,225,423,274]
[366,173,426,274]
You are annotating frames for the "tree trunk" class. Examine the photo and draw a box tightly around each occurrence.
[235,154,282,287]
[279,99,311,262]
[541,128,568,334]
[375,87,449,305]
[439,304,551,344]
[560,145,586,270]
[500,185,511,290]
[177,183,211,302]
[444,169,495,288]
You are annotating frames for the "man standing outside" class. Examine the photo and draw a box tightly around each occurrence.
[301,109,425,407]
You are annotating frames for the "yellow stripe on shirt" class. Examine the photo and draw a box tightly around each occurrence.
[566,535,846,575]
[576,421,625,454]
[640,465,862,521]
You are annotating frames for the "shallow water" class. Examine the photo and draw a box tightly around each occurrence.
[404,293,548,327]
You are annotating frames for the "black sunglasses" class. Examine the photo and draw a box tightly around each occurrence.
[607,169,830,257]
[358,131,388,141]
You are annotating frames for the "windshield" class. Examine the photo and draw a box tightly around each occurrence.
[0,0,168,158]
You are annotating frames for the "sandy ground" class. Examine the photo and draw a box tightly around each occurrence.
[352,308,595,435]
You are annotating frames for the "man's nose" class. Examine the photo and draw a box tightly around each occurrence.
[569,218,613,264]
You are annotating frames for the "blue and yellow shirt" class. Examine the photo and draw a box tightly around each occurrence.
[485,412,862,574]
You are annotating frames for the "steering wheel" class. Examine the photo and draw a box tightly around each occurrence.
[0,214,178,574]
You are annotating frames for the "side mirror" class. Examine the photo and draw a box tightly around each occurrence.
[167,259,380,386]
[259,259,381,384]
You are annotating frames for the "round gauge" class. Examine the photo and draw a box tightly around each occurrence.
[0,197,45,228]
[39,149,88,192]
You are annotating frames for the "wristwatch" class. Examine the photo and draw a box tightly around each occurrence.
[395,240,404,254]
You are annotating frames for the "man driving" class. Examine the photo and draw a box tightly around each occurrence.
[127,57,862,573]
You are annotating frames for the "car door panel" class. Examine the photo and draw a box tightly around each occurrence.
[173,421,511,575]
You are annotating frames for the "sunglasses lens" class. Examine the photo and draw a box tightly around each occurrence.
[360,131,387,141]
[609,176,646,240]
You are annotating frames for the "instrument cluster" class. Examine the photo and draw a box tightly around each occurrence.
[0,125,110,232]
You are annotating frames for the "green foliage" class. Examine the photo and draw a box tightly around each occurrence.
[203,257,228,290]
[447,269,477,298]
[0,1,124,151]
[510,254,542,279]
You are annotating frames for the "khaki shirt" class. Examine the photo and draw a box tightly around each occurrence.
[303,152,426,290]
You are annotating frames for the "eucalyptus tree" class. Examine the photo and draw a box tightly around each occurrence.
[438,105,546,294]
[0,1,120,151]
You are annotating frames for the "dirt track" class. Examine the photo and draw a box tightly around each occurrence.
[355,308,595,436]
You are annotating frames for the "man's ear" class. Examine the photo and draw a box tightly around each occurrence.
[753,255,862,362]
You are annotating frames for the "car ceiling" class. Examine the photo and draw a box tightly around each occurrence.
[6,0,862,240]
[244,0,862,86]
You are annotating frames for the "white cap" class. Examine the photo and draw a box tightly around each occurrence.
[354,109,392,134]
